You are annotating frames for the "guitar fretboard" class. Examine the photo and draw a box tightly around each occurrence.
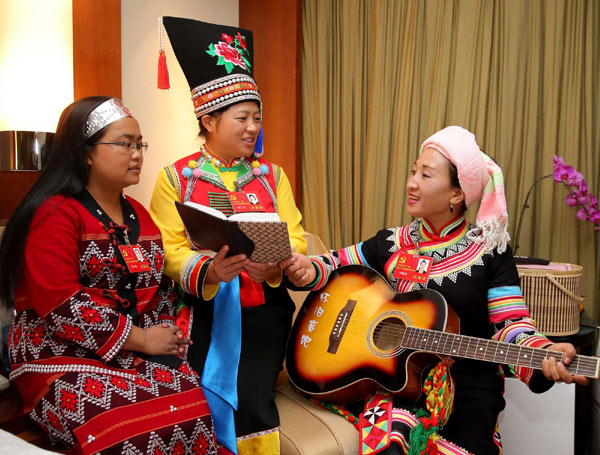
[397,325,599,378]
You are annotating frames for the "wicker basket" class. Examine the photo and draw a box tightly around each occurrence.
[517,263,583,336]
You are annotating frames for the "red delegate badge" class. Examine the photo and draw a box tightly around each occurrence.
[392,252,432,283]
[118,245,151,273]
[227,191,264,213]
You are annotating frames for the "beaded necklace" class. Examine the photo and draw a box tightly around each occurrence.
[181,144,269,179]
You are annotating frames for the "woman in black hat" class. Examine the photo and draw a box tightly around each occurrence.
[150,17,307,454]
[0,96,217,454]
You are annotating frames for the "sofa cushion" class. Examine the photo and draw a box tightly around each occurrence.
[276,384,358,455]
[0,428,57,454]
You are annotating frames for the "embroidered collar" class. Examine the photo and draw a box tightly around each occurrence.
[189,154,260,192]
[76,189,140,245]
[394,218,489,292]
[420,216,466,241]
[75,189,141,320]
[200,156,250,180]
[181,144,268,181]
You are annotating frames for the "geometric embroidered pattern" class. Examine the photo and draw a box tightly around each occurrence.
[376,408,473,455]
[359,393,392,455]
[385,220,489,293]
[9,233,176,380]
[29,360,216,454]
[9,196,216,454]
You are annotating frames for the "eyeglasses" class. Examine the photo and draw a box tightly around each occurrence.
[93,141,149,154]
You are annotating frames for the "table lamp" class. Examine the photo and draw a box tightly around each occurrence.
[0,130,53,171]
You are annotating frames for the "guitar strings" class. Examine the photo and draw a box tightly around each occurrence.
[338,324,598,375]
[316,317,598,376]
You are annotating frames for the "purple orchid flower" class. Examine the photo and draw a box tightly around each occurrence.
[565,193,579,207]
[577,207,589,221]
[575,182,589,205]
[515,157,599,255]
[590,209,600,224]
[568,171,585,189]
[553,163,577,183]
[553,155,566,168]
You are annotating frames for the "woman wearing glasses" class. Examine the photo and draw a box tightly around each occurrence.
[0,96,217,454]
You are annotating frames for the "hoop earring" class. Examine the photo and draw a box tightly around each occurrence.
[450,203,454,213]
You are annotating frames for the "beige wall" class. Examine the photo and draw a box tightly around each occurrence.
[0,0,73,132]
[121,0,239,207]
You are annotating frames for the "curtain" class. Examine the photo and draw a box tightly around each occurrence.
[301,0,600,318]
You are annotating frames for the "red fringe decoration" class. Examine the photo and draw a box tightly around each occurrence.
[157,50,170,90]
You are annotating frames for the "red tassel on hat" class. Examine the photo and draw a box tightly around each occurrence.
[157,17,170,90]
[158,50,170,89]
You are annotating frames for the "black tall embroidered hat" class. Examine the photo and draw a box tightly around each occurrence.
[159,16,261,118]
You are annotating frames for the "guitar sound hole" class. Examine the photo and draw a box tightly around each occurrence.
[373,317,405,351]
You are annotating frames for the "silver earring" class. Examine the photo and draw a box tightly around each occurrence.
[450,203,454,213]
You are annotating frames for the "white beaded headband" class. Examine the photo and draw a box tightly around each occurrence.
[84,98,132,139]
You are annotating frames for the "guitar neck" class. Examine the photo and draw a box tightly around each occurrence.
[402,326,600,379]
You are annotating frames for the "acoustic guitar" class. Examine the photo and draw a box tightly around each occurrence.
[285,265,600,404]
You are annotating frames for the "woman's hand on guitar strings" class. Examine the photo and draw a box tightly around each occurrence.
[280,253,316,287]
[541,342,590,386]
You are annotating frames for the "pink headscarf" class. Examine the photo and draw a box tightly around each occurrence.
[421,126,510,253]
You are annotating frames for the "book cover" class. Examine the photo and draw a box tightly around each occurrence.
[174,201,292,263]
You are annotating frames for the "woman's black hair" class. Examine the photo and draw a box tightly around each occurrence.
[448,161,467,214]
[198,105,227,138]
[0,95,112,308]
[448,161,460,189]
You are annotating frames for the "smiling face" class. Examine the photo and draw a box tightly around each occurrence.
[406,147,465,232]
[86,117,143,192]
[201,101,261,162]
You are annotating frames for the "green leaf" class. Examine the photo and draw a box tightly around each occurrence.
[216,56,226,66]
[206,43,216,57]
[242,57,251,68]
[225,61,234,73]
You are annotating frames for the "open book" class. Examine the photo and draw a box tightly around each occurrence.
[175,201,293,263]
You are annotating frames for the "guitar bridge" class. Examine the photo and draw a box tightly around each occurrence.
[327,299,357,354]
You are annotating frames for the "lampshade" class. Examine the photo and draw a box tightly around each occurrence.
[0,0,74,133]
[0,130,53,171]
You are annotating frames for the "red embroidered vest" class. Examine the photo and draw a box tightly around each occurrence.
[172,153,278,307]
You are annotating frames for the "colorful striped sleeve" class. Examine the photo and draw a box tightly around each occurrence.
[486,248,554,389]
[308,251,339,290]
[493,317,552,383]
[487,285,530,323]
[179,253,213,298]
[150,169,214,299]
[306,242,372,290]
[337,243,369,266]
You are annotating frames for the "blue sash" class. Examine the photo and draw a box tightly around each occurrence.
[201,277,242,453]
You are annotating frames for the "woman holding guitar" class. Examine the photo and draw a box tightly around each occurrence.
[282,126,588,455]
